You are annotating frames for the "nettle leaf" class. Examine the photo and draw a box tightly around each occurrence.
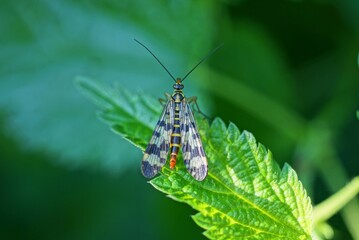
[76,77,313,240]
[75,76,160,150]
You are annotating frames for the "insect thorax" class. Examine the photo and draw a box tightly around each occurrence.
[172,91,185,102]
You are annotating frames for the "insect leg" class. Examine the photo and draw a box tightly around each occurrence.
[159,93,172,106]
[187,96,211,120]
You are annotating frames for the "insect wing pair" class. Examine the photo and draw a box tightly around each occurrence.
[142,94,208,181]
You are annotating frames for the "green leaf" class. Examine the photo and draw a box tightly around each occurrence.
[76,77,313,239]
[75,76,160,150]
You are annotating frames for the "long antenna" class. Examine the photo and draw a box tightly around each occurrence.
[134,39,176,82]
[182,43,224,82]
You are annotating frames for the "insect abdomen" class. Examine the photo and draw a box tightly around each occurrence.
[170,100,181,169]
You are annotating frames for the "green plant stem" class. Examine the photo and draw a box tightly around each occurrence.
[317,157,359,239]
[313,176,359,225]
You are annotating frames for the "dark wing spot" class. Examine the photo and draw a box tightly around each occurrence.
[142,161,161,178]
[145,144,160,155]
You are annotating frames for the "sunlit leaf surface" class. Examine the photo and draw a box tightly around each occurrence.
[76,77,313,239]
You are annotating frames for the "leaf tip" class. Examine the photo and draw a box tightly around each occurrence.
[73,75,94,90]
[210,117,226,129]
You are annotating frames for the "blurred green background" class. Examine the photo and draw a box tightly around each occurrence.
[0,0,358,239]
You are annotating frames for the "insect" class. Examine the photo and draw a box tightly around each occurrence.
[135,39,222,181]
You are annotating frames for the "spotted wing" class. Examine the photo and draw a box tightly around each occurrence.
[142,100,174,178]
[180,100,208,181]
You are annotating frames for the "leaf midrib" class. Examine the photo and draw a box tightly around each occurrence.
[242,133,305,234]
[208,172,303,238]
[206,135,306,237]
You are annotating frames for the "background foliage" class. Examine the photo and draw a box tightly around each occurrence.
[0,0,358,239]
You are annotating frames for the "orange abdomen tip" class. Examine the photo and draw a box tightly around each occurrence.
[170,155,177,169]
